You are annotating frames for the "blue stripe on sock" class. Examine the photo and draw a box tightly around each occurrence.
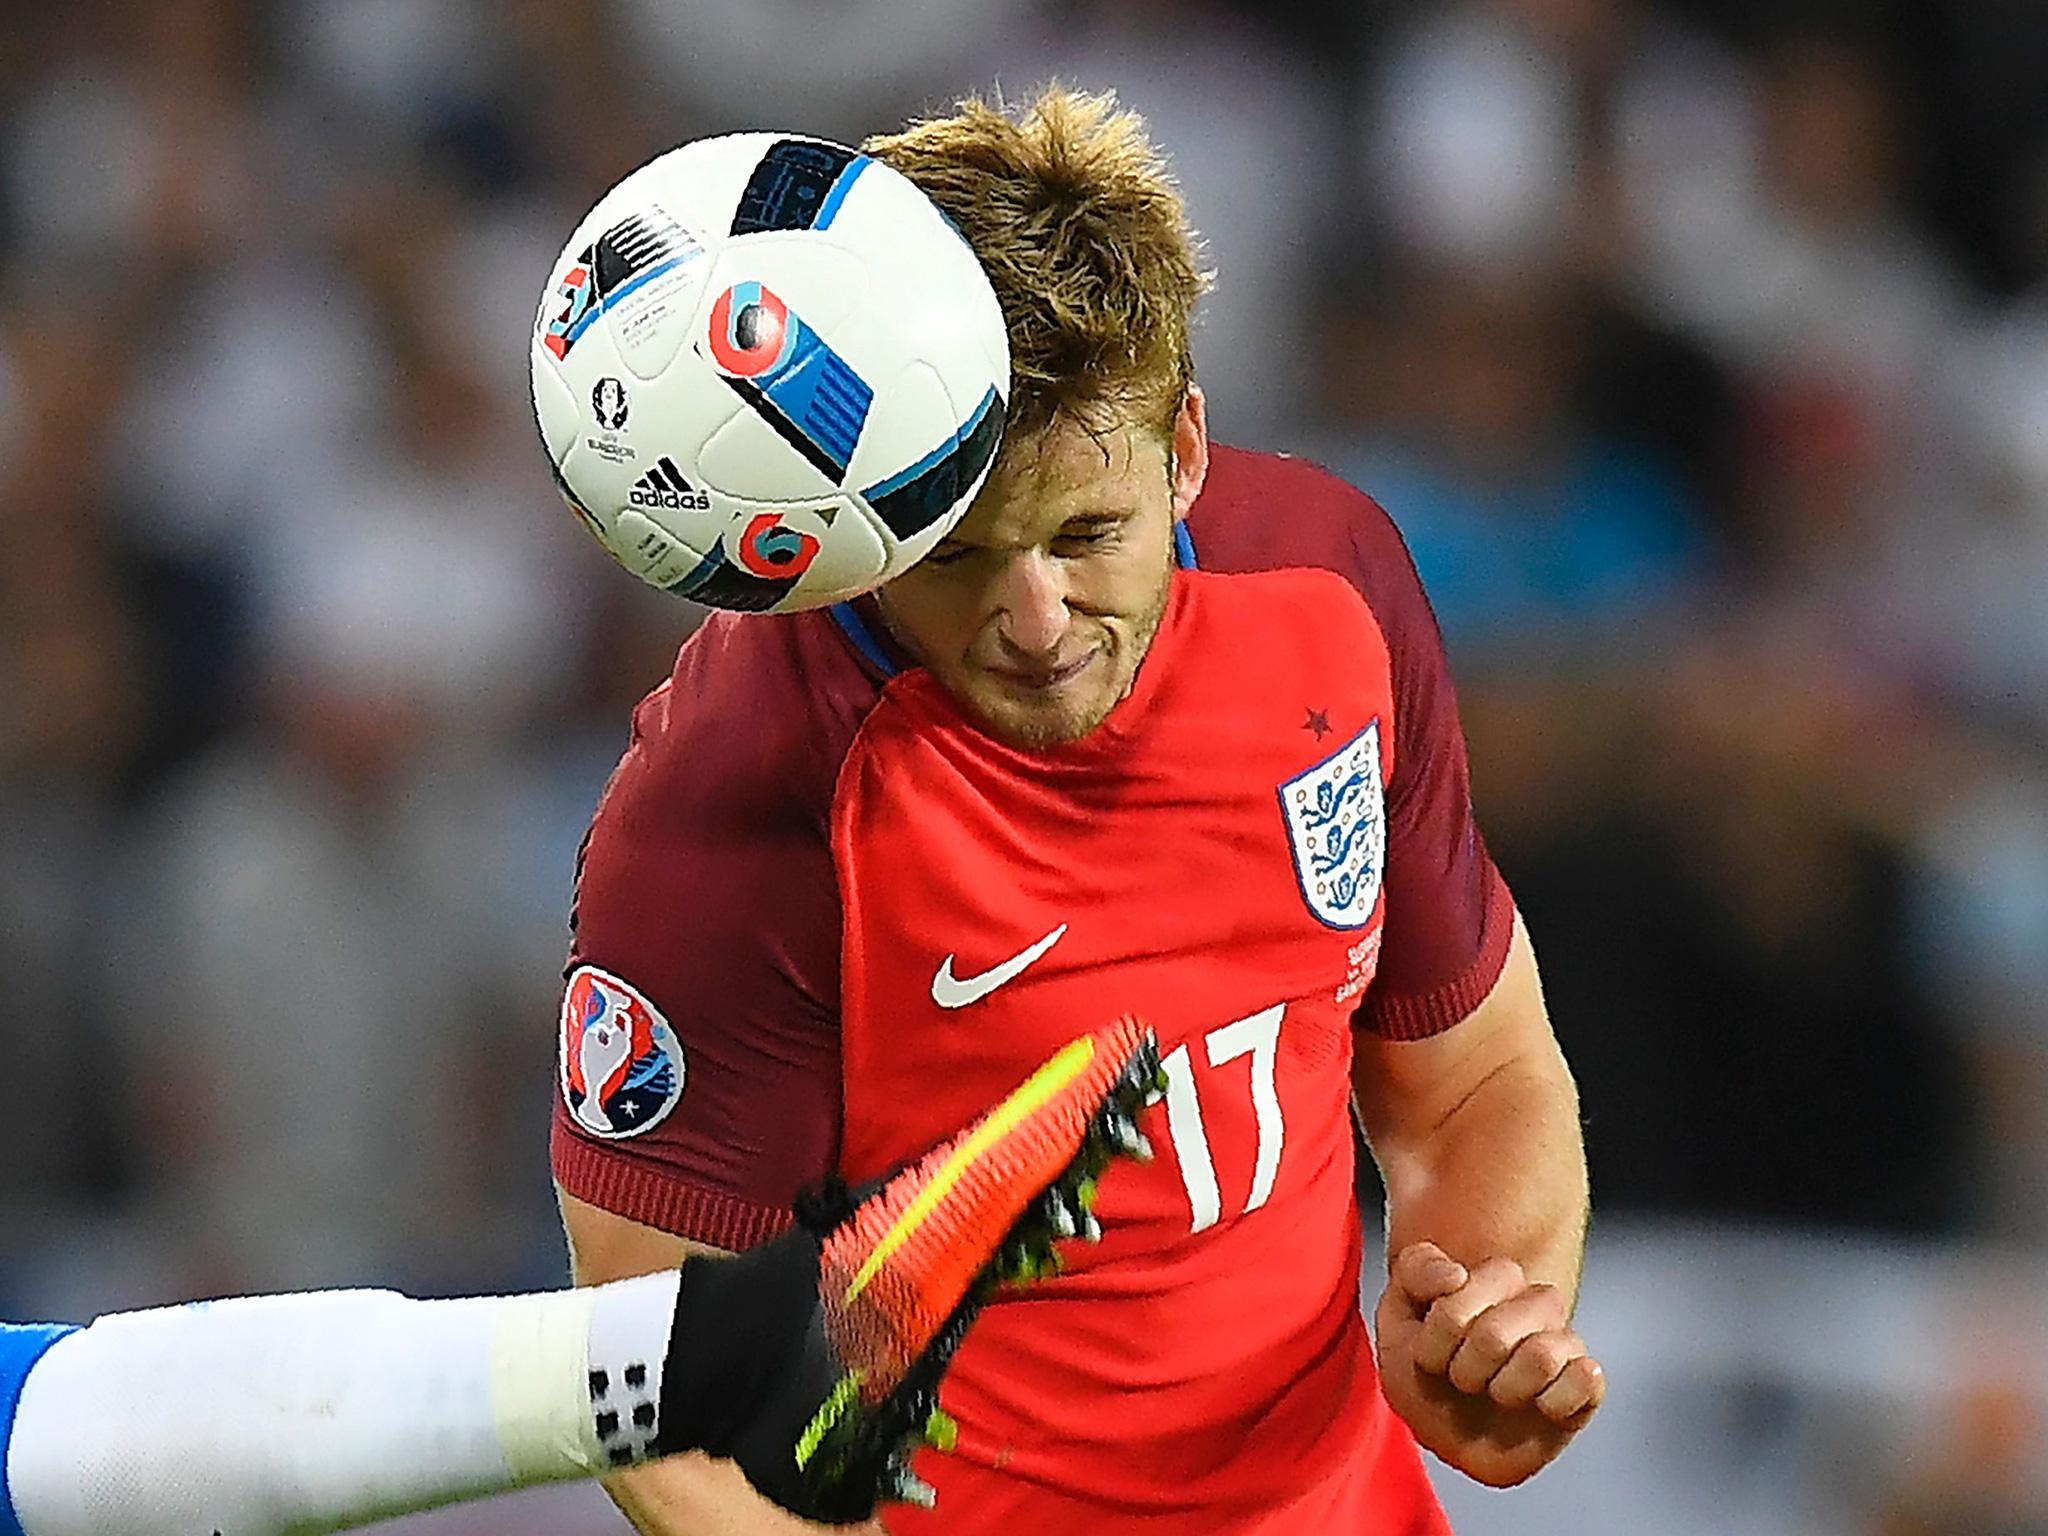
[0,1324,77,1536]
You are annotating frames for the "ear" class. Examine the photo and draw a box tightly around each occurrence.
[1168,385,1209,522]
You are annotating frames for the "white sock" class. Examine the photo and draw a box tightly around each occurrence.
[3,1272,681,1536]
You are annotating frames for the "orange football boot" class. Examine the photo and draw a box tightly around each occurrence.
[795,1017,1166,1510]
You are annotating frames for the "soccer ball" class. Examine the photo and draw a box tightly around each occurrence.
[531,133,1009,613]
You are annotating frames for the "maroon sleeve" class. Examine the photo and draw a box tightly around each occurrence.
[550,610,880,1249]
[1186,447,1515,1039]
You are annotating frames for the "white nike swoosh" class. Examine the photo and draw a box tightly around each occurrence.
[931,923,1069,1009]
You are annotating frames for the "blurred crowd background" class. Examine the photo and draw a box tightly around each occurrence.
[2,1,2045,1531]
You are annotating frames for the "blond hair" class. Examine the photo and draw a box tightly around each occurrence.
[866,84,1208,441]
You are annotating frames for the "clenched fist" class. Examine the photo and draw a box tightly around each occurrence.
[1373,1242,1605,1488]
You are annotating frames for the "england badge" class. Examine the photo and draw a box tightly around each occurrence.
[560,965,685,1139]
[1277,720,1387,930]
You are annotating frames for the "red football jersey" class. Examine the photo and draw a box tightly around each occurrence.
[840,566,1444,1530]
[553,446,1513,1530]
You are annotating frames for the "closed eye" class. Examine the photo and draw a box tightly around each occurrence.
[1051,528,1116,556]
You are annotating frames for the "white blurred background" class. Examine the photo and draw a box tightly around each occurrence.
[3,2,2046,1531]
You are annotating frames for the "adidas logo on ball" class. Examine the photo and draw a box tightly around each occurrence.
[630,458,712,512]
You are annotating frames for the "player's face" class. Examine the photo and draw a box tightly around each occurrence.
[876,388,1209,748]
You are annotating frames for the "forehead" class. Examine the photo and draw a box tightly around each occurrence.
[951,419,1169,548]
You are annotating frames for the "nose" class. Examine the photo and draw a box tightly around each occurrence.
[991,549,1072,657]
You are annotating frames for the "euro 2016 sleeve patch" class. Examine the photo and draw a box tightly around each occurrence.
[1278,720,1387,930]
[560,966,686,1139]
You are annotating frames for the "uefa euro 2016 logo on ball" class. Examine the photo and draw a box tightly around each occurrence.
[531,134,1010,614]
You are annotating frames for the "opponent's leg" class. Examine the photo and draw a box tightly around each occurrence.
[3,1275,682,1536]
[0,1325,76,1536]
[0,1020,1165,1535]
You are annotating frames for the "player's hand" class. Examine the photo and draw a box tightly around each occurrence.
[1373,1241,1605,1488]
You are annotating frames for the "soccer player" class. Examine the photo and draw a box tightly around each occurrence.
[553,88,1606,1534]
[0,1025,1161,1536]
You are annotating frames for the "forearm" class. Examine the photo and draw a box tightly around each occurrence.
[1359,921,1606,1484]
[1358,915,1591,1307]
[1376,1051,1589,1305]
[602,1456,712,1536]
[2,1278,682,1536]
[601,1453,850,1536]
